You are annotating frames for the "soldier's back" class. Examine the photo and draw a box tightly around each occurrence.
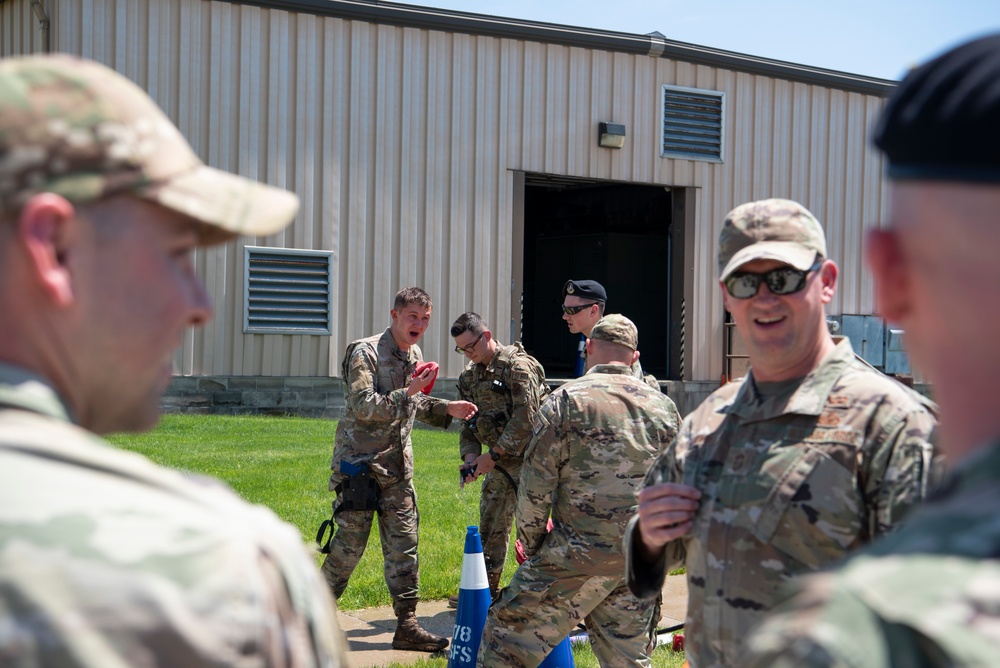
[536,367,680,572]
[554,368,679,456]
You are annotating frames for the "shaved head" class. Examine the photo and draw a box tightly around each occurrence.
[867,181,1000,458]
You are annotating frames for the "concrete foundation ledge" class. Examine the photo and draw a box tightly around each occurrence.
[161,375,931,421]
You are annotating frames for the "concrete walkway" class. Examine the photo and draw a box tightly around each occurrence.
[339,574,688,667]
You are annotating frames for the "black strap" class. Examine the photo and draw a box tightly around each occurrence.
[493,464,518,494]
[316,518,335,553]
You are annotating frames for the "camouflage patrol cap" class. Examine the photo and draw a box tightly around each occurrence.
[718,198,827,281]
[0,55,298,244]
[589,314,638,350]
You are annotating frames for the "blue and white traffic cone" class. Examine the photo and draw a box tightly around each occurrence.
[448,526,491,667]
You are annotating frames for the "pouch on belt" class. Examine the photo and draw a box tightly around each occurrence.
[316,460,382,553]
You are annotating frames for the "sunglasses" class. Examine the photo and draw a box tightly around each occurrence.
[561,303,600,315]
[724,260,823,299]
[454,332,485,355]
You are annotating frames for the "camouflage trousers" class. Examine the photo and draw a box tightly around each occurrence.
[478,555,657,667]
[320,475,421,615]
[480,462,520,581]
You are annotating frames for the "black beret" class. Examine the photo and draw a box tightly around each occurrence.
[562,279,607,302]
[874,33,1000,183]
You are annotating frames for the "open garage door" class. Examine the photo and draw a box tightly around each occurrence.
[518,174,685,381]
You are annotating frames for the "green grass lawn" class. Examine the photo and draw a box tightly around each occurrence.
[108,414,494,609]
[108,413,686,666]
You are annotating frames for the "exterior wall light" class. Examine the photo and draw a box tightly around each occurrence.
[598,121,626,148]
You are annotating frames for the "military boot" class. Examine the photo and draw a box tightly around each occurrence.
[392,603,449,652]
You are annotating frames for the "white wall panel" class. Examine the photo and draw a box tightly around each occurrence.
[1,0,889,381]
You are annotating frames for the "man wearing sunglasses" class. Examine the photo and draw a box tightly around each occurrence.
[744,34,1000,667]
[561,279,608,340]
[623,198,939,667]
[449,312,549,605]
[562,279,659,387]
[561,280,608,378]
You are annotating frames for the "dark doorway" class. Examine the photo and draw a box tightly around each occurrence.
[520,175,675,380]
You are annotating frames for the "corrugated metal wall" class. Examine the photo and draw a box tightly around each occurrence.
[1,0,889,381]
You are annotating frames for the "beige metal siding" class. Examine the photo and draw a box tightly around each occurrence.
[0,0,47,55]
[2,0,889,381]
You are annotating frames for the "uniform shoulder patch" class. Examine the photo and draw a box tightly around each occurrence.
[531,394,559,436]
[532,409,550,436]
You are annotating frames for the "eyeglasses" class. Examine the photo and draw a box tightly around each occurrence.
[561,303,600,316]
[724,260,824,299]
[454,332,485,355]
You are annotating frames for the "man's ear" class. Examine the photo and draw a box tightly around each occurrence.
[818,259,838,304]
[866,227,910,324]
[630,349,640,366]
[18,194,77,307]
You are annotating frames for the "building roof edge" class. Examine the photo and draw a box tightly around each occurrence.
[225,0,897,96]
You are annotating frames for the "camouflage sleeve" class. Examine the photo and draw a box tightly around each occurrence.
[660,397,682,452]
[625,424,689,598]
[495,358,545,458]
[255,516,352,667]
[630,359,662,392]
[413,393,452,430]
[343,345,411,423]
[623,514,670,599]
[457,373,482,460]
[516,395,563,558]
[863,406,938,536]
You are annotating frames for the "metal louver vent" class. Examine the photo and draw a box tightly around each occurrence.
[662,85,724,162]
[244,247,333,334]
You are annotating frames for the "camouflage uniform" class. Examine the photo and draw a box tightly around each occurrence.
[740,33,1000,668]
[479,364,682,667]
[457,341,548,592]
[631,358,661,391]
[742,440,1000,668]
[623,339,938,667]
[320,328,452,615]
[0,363,348,667]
